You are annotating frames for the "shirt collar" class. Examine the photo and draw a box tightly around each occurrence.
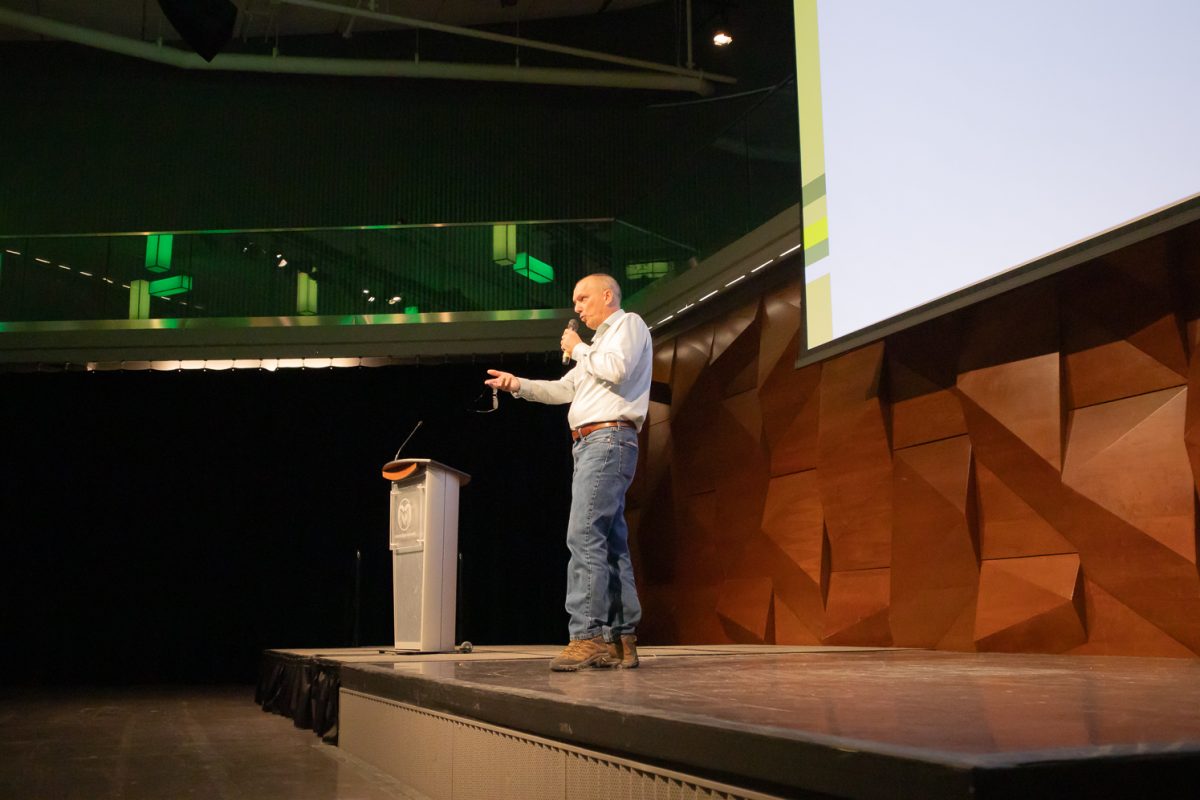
[593,308,625,339]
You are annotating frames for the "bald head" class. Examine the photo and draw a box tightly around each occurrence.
[582,273,621,304]
[573,273,623,330]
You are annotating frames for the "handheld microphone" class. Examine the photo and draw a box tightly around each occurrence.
[562,319,579,365]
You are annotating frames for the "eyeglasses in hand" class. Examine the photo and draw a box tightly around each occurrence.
[470,387,499,413]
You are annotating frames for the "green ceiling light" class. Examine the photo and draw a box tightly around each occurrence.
[297,272,318,316]
[513,252,554,284]
[626,261,670,280]
[492,224,517,266]
[129,280,151,319]
[144,234,173,273]
[148,275,193,297]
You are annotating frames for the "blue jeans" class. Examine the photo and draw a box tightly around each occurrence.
[565,425,642,641]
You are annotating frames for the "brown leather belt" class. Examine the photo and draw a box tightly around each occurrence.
[571,420,635,441]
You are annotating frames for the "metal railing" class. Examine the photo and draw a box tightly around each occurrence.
[0,219,693,326]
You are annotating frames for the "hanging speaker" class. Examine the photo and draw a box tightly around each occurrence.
[156,0,238,62]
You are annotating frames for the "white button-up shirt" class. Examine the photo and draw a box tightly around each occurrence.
[515,309,653,431]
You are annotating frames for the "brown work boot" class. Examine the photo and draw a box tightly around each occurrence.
[600,634,639,669]
[549,636,608,671]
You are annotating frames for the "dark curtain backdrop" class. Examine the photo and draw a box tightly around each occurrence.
[1,359,574,685]
[0,1,797,237]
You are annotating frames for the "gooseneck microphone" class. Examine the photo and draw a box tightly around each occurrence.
[382,420,424,481]
[562,319,579,365]
[392,420,424,461]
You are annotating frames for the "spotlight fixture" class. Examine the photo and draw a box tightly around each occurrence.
[709,6,734,47]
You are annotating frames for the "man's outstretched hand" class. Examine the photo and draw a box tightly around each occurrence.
[485,369,521,394]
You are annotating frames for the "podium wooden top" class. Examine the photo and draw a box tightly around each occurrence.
[381,458,471,485]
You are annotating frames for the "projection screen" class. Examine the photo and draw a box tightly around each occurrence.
[794,0,1200,360]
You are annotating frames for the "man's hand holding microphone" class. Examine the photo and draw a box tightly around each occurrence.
[560,319,582,365]
[486,319,581,394]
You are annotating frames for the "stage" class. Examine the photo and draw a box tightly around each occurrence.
[258,644,1200,799]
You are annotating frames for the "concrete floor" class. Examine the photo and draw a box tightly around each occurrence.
[0,686,414,800]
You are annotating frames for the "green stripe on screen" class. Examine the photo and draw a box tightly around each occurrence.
[802,174,826,207]
[804,238,830,266]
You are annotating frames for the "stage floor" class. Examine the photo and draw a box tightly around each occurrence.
[267,644,1200,798]
[0,686,408,800]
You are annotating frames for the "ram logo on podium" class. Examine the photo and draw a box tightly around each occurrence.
[381,458,470,652]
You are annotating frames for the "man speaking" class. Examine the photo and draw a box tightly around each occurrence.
[485,273,652,671]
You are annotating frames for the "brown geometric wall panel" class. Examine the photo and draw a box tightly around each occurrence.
[1124,312,1189,377]
[888,316,967,450]
[756,281,801,389]
[670,322,715,419]
[1186,331,1200,497]
[671,490,723,587]
[645,584,727,644]
[761,470,827,627]
[958,282,1058,373]
[722,526,825,643]
[631,463,676,587]
[1063,330,1188,411]
[823,567,892,646]
[960,382,1200,653]
[761,362,821,478]
[628,417,671,509]
[709,298,762,397]
[890,384,968,452]
[974,554,1086,653]
[773,592,822,645]
[713,389,770,545]
[647,391,672,427]
[652,336,675,385]
[758,282,821,477]
[890,436,979,648]
[644,419,673,495]
[976,462,1076,559]
[1069,579,1195,658]
[1063,387,1194,562]
[715,577,774,643]
[958,353,1062,472]
[670,369,722,498]
[816,342,893,571]
[1060,247,1188,409]
[633,218,1200,658]
[634,584,678,644]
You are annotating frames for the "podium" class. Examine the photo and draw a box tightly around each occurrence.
[383,458,470,652]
